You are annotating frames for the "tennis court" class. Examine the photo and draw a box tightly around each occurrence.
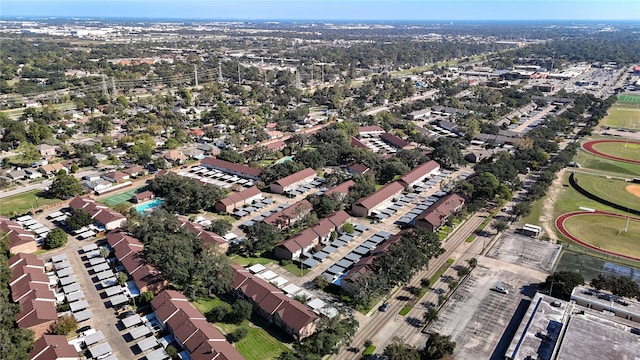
[101,188,141,207]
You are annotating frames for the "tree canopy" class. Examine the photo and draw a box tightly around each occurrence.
[131,210,233,296]
[147,173,227,214]
[49,171,82,199]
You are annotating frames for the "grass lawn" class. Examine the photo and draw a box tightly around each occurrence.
[572,172,640,212]
[363,345,377,356]
[617,94,640,104]
[591,141,640,162]
[193,296,230,314]
[574,149,640,176]
[194,297,290,360]
[399,305,412,316]
[600,102,640,129]
[229,254,307,277]
[428,259,454,286]
[562,214,640,258]
[553,173,621,219]
[519,197,545,226]
[0,189,62,217]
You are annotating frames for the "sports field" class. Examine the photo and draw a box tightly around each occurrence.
[617,93,640,104]
[600,102,640,128]
[572,173,640,212]
[0,190,61,217]
[590,141,640,162]
[560,213,640,259]
[574,150,640,176]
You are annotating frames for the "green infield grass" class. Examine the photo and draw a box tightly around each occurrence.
[562,214,640,258]
[591,141,640,162]
[600,102,640,128]
[571,172,640,212]
[0,190,61,217]
[574,150,640,176]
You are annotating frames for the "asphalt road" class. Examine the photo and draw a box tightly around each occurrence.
[334,210,490,359]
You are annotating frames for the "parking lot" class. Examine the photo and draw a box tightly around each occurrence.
[427,257,547,360]
[486,231,562,272]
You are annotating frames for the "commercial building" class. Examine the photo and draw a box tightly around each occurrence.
[505,290,640,360]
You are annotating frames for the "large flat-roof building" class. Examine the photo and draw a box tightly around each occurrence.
[505,290,640,360]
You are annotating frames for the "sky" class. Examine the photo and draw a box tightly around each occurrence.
[1,0,639,21]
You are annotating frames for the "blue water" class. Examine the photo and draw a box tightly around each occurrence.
[275,156,294,164]
[135,199,164,214]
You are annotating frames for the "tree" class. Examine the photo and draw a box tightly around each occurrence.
[66,209,93,231]
[226,327,248,343]
[228,299,252,324]
[50,315,77,335]
[422,333,456,360]
[242,222,280,255]
[512,202,532,218]
[467,258,477,268]
[117,271,128,286]
[591,274,640,299]
[166,345,180,360]
[383,337,420,360]
[44,228,67,249]
[49,172,82,199]
[206,305,228,323]
[430,137,465,169]
[217,149,245,164]
[491,220,509,234]
[209,219,232,236]
[544,271,584,300]
[423,307,439,324]
[139,291,155,304]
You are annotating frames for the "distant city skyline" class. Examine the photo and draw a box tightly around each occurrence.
[2,0,639,21]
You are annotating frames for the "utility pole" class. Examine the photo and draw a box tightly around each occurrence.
[194,64,198,87]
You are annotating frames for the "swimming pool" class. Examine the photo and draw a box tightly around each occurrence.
[275,156,294,164]
[134,199,164,214]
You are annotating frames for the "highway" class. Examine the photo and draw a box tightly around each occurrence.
[334,210,490,359]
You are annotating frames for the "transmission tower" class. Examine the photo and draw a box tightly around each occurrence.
[111,78,117,97]
[194,65,198,87]
[218,62,223,83]
[295,68,302,89]
[101,76,109,97]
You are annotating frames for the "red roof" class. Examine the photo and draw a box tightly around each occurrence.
[1,218,35,250]
[353,181,404,210]
[415,193,465,228]
[358,125,385,134]
[30,335,78,360]
[380,132,409,148]
[397,160,440,188]
[272,168,316,188]
[16,298,57,329]
[8,253,43,270]
[200,157,263,178]
[325,180,355,197]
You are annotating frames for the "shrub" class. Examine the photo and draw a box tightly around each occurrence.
[226,327,248,343]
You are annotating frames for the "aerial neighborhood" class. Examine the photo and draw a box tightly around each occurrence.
[1,11,640,360]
